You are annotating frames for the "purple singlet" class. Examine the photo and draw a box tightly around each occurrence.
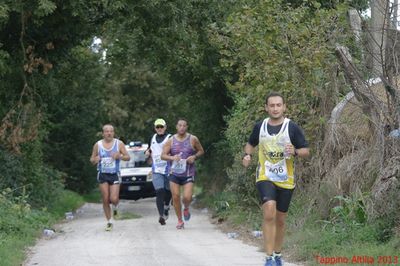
[170,134,196,177]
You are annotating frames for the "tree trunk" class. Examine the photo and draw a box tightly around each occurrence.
[370,0,390,77]
[392,0,398,29]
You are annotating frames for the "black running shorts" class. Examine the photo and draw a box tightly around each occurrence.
[97,172,121,185]
[168,175,194,185]
[256,180,294,212]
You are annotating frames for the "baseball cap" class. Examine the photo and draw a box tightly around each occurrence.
[154,118,166,127]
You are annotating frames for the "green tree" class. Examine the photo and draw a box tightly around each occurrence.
[99,0,237,188]
[0,0,127,196]
[211,0,352,202]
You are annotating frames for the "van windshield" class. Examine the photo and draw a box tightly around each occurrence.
[120,150,149,168]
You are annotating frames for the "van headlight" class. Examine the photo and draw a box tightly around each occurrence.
[147,172,152,182]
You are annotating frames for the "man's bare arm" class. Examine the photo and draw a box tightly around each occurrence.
[90,143,100,165]
[161,138,177,161]
[118,142,131,161]
[295,147,310,158]
[187,136,204,164]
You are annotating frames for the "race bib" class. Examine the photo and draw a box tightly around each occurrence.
[264,159,288,182]
[154,155,167,172]
[101,157,116,170]
[171,159,187,174]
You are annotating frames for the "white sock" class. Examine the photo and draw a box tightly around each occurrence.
[273,252,282,257]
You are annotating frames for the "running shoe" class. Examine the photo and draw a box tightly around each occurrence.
[176,221,184,229]
[113,209,119,220]
[183,208,191,221]
[164,206,169,220]
[159,216,166,225]
[264,257,274,266]
[274,255,282,266]
[105,222,113,231]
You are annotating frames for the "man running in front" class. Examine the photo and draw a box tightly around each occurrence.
[90,124,130,231]
[161,118,204,229]
[242,92,309,266]
[145,118,172,225]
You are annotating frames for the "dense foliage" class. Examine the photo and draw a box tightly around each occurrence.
[211,0,352,203]
[0,0,239,194]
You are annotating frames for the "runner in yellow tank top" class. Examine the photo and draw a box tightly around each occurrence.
[242,92,310,266]
[257,117,295,189]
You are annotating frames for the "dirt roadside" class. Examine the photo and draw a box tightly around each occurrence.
[24,199,300,266]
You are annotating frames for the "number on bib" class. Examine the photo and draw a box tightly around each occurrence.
[264,159,288,182]
[153,155,167,173]
[101,157,116,171]
[171,159,187,174]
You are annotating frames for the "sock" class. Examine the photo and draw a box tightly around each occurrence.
[266,255,274,260]
[274,251,281,257]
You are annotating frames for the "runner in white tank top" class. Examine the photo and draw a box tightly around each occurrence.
[90,124,130,231]
[145,118,172,225]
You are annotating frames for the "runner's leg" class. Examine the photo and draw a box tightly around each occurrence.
[182,181,193,221]
[170,181,182,221]
[274,211,287,253]
[153,173,165,217]
[109,184,120,207]
[99,182,111,220]
[262,201,277,256]
[164,175,172,207]
[274,187,293,254]
[182,181,193,209]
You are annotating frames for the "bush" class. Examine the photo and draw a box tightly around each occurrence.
[0,188,84,266]
[285,189,399,263]
[0,189,52,236]
[0,143,64,207]
[0,147,26,192]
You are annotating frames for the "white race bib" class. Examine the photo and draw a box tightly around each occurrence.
[154,155,167,172]
[171,159,187,174]
[102,157,116,170]
[264,159,288,182]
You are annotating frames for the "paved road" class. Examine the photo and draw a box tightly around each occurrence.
[24,198,298,266]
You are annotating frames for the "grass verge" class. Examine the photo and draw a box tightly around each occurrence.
[82,188,101,203]
[198,189,400,265]
[116,212,142,220]
[0,189,85,266]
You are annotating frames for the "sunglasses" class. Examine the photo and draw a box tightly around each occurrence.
[155,125,164,129]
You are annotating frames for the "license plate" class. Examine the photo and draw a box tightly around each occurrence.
[128,186,140,191]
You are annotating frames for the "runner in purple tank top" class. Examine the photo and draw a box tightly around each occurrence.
[161,118,204,229]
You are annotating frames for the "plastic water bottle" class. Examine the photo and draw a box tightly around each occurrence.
[65,212,74,220]
[278,135,291,159]
[43,229,55,238]
[201,208,209,214]
[252,230,263,238]
[227,232,239,239]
